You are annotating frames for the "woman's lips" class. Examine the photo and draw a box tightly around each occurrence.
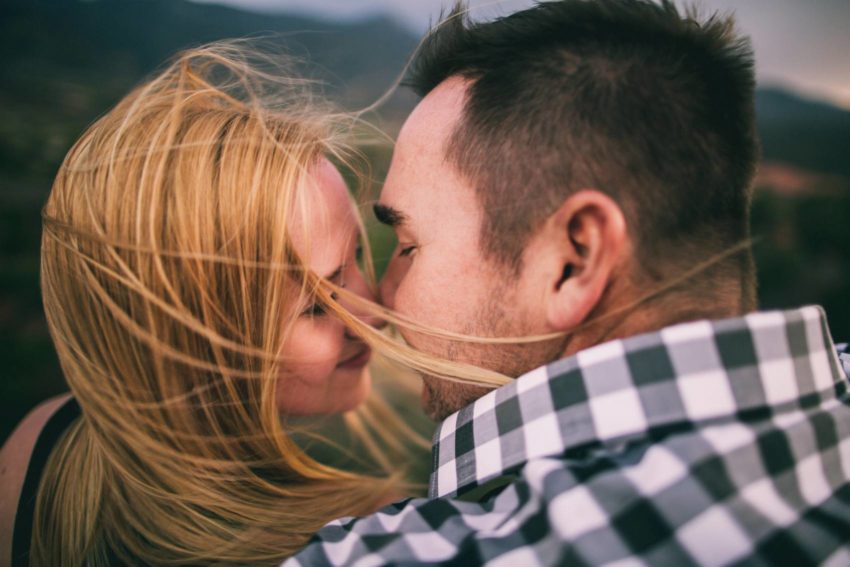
[337,346,371,369]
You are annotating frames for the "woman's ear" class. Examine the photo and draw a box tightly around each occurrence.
[544,190,628,331]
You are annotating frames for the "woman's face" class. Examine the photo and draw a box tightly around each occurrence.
[276,159,379,415]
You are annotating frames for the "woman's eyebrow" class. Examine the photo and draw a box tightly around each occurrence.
[373,203,407,228]
[323,265,344,282]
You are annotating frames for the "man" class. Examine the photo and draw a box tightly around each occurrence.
[288,1,850,564]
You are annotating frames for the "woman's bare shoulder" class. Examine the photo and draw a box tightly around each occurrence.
[0,394,73,567]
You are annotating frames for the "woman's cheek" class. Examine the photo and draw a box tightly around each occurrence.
[276,319,344,413]
[291,319,346,376]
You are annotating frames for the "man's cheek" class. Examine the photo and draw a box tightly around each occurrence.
[406,266,454,316]
[396,276,428,319]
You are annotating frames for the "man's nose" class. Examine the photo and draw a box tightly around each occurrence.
[378,260,398,312]
[344,268,386,331]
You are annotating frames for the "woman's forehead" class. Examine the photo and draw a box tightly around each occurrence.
[289,158,358,276]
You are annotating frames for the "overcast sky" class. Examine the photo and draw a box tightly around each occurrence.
[190,0,850,108]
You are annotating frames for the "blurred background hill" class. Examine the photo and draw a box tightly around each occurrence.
[2,0,849,440]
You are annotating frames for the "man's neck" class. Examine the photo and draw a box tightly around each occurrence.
[560,288,746,360]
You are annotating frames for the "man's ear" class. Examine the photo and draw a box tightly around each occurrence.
[544,190,628,331]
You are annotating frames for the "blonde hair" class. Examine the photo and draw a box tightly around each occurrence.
[35,43,426,565]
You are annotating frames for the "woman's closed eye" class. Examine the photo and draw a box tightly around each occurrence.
[302,291,340,317]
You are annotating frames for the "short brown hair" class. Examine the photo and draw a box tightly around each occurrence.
[407,0,759,291]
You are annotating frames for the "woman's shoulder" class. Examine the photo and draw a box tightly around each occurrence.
[0,394,77,567]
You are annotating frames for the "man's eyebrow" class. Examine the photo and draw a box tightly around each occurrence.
[373,203,408,228]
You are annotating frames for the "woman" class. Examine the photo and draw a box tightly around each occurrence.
[0,44,431,565]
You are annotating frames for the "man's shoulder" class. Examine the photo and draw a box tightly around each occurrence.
[288,401,850,566]
[286,321,850,565]
[838,342,850,377]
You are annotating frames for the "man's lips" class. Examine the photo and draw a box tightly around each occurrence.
[337,345,371,368]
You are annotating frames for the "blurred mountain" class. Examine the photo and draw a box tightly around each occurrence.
[0,0,418,192]
[2,0,850,194]
[756,88,850,179]
[2,0,417,95]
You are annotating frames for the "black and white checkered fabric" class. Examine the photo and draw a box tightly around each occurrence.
[838,342,850,380]
[285,306,850,566]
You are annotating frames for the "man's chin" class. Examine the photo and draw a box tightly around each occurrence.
[420,376,490,422]
[420,381,438,420]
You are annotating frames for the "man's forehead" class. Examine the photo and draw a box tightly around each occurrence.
[383,77,470,212]
[396,77,469,160]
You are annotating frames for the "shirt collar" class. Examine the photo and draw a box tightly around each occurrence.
[430,306,848,498]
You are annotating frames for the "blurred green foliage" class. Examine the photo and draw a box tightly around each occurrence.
[751,190,850,337]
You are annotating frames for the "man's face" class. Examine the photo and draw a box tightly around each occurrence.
[378,78,565,420]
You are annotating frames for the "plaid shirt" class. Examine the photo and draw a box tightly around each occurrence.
[286,307,850,566]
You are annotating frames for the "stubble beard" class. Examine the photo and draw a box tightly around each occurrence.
[419,288,567,422]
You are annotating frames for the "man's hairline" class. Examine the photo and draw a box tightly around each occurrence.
[437,75,536,274]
